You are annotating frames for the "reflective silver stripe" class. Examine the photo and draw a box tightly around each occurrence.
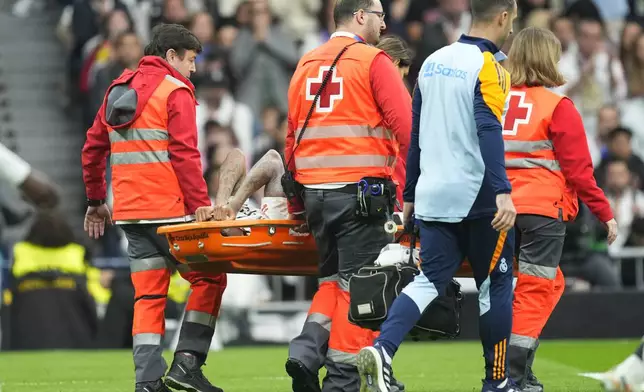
[133,333,162,346]
[505,158,560,171]
[185,310,217,329]
[306,312,332,331]
[318,274,338,285]
[111,150,170,165]
[109,128,168,143]
[295,125,394,141]
[504,140,553,153]
[130,256,170,273]
[509,333,538,349]
[338,276,350,292]
[327,348,357,365]
[295,154,393,170]
[165,74,188,88]
[519,261,558,280]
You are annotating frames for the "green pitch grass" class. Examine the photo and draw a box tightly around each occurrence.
[0,339,638,391]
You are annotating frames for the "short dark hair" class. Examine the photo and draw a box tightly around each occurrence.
[25,209,76,248]
[144,23,202,59]
[333,0,374,26]
[471,0,515,23]
[608,126,633,141]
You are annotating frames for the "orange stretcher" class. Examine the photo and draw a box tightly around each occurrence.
[157,220,513,277]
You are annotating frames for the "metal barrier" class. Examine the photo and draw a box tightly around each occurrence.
[608,247,644,289]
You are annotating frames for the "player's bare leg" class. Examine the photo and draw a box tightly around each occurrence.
[213,149,285,220]
[211,148,247,236]
[213,148,247,206]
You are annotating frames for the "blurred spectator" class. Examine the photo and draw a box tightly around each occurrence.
[79,8,134,126]
[560,204,622,289]
[404,0,438,44]
[382,0,411,38]
[65,0,132,95]
[619,20,642,68]
[405,0,470,87]
[555,18,627,133]
[588,104,621,165]
[253,107,286,165]
[229,0,299,118]
[189,11,217,66]
[204,121,240,169]
[154,0,189,25]
[195,76,254,167]
[596,127,644,190]
[217,21,239,49]
[89,31,143,120]
[299,0,334,56]
[517,0,550,20]
[624,32,644,99]
[270,0,322,46]
[603,158,644,251]
[7,210,98,349]
[550,13,578,55]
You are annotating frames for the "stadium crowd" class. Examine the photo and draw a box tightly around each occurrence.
[2,0,644,350]
[54,0,644,289]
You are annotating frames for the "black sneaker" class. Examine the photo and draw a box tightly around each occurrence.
[391,375,405,392]
[524,368,544,392]
[285,358,321,392]
[165,352,224,392]
[136,379,172,392]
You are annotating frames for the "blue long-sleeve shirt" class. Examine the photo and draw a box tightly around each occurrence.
[407,35,512,222]
[403,83,421,203]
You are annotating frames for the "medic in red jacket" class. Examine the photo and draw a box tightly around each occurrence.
[81,24,225,392]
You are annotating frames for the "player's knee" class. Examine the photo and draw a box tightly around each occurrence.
[228,147,246,163]
[265,149,285,174]
[265,149,282,164]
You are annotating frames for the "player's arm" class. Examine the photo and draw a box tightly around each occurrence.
[0,142,59,208]
[166,89,212,214]
[370,52,412,157]
[550,98,613,222]
[473,56,512,195]
[82,104,111,203]
[403,83,421,204]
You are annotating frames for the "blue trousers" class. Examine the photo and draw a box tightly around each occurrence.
[375,216,515,382]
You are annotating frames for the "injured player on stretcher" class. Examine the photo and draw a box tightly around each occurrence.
[209,148,291,226]
[208,147,402,230]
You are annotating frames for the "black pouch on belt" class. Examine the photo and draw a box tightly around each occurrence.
[355,177,397,219]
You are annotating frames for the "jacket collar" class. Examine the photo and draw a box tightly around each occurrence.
[458,34,507,61]
[137,56,196,93]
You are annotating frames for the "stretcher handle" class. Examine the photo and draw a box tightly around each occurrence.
[157,219,306,235]
[393,223,419,266]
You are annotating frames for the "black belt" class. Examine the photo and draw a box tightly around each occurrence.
[303,184,359,194]
[303,180,392,195]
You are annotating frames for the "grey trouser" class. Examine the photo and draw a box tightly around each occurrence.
[508,215,566,388]
[121,223,226,383]
[288,188,393,392]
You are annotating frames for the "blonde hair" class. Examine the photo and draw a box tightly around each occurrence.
[506,27,566,88]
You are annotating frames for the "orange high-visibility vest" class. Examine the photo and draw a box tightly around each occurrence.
[288,36,398,184]
[109,75,193,221]
[503,86,579,221]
